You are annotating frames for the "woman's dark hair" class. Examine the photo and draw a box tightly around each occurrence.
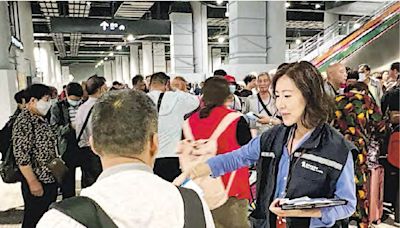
[272,61,334,129]
[26,84,51,101]
[345,82,369,94]
[347,71,359,81]
[14,89,27,104]
[66,82,83,97]
[199,77,231,118]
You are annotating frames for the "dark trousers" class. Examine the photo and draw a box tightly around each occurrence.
[21,179,58,228]
[153,157,181,182]
[381,158,400,222]
[61,146,78,199]
[78,147,102,188]
[60,167,76,198]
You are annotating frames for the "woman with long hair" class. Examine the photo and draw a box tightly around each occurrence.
[183,77,252,227]
[175,61,357,228]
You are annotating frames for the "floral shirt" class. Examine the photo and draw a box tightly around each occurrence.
[12,109,57,184]
[333,90,386,225]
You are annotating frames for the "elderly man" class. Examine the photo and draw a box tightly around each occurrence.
[38,90,214,227]
[325,63,348,97]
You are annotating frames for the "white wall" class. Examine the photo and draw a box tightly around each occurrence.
[69,63,104,83]
[342,24,400,72]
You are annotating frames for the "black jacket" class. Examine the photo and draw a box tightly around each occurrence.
[250,123,357,228]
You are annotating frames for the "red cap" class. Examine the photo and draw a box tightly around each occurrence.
[224,75,236,84]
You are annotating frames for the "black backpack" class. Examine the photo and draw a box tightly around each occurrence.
[51,187,206,228]
[0,115,22,183]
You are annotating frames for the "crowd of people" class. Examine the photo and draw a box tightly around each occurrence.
[0,60,398,228]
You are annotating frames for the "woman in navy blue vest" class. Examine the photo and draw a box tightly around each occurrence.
[174,61,357,228]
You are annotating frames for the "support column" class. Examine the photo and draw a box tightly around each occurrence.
[191,2,208,75]
[115,56,123,82]
[103,61,112,84]
[0,1,18,127]
[221,1,282,79]
[229,1,267,64]
[169,12,194,74]
[211,48,222,73]
[61,66,70,85]
[111,59,117,82]
[130,44,140,77]
[142,41,153,76]
[266,1,286,64]
[121,56,130,84]
[324,12,339,29]
[16,1,36,79]
[153,43,166,73]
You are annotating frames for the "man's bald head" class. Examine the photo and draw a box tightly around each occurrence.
[327,63,347,89]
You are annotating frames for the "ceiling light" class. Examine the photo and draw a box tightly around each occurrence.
[218,36,225,44]
[285,2,291,8]
[315,4,321,9]
[216,0,223,5]
[353,23,361,29]
[108,52,114,57]
[295,38,302,44]
[127,34,135,42]
[104,57,108,60]
[116,45,122,50]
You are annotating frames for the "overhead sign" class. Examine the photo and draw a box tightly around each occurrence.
[50,18,171,35]
[100,21,126,31]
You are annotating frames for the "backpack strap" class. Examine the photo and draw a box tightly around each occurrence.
[182,120,195,141]
[50,196,118,228]
[209,112,242,140]
[157,93,165,112]
[177,186,206,228]
[182,112,242,141]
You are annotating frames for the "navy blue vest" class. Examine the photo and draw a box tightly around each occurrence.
[249,124,357,228]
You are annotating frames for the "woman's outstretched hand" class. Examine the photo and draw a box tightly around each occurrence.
[172,163,212,186]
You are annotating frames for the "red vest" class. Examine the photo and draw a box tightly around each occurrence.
[188,106,251,200]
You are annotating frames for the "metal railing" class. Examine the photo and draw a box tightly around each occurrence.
[286,1,396,62]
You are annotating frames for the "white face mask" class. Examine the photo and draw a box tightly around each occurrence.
[358,73,366,81]
[36,99,52,116]
[67,99,81,107]
[229,85,236,94]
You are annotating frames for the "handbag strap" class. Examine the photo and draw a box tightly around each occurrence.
[257,93,273,117]
[77,107,94,143]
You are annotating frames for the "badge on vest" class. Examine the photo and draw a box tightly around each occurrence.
[301,161,324,174]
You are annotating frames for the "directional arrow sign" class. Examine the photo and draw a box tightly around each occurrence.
[100,21,109,31]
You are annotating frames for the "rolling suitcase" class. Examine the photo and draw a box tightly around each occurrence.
[368,165,384,224]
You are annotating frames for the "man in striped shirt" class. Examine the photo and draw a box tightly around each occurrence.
[50,82,83,198]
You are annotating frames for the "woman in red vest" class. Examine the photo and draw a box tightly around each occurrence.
[186,77,252,227]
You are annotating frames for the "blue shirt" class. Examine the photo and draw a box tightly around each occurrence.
[207,132,356,227]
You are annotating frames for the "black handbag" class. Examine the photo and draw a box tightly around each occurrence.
[47,145,69,185]
[0,146,21,183]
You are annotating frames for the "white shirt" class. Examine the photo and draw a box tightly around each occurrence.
[37,163,215,228]
[244,93,278,135]
[147,90,199,158]
[75,97,97,148]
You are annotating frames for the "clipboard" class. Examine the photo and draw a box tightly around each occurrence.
[280,197,347,210]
